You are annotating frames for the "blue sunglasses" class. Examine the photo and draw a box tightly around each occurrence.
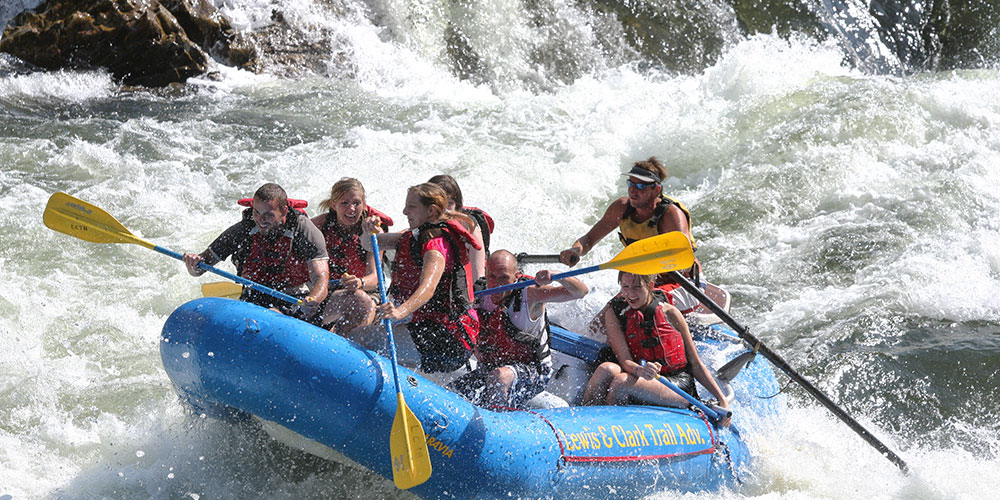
[626,180,658,190]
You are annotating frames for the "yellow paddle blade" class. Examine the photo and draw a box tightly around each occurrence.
[202,282,244,299]
[389,393,432,489]
[43,192,153,249]
[600,231,694,275]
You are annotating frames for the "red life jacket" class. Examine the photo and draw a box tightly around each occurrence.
[462,206,494,254]
[476,276,551,368]
[238,197,309,214]
[611,292,687,374]
[390,219,481,348]
[321,206,393,277]
[234,204,312,291]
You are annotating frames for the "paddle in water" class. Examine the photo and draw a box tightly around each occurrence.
[42,191,302,306]
[512,239,909,472]
[667,270,911,474]
[370,232,432,489]
[476,230,694,298]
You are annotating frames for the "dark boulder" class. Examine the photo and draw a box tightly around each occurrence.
[245,9,334,78]
[581,0,998,75]
[936,0,1000,70]
[0,0,256,86]
[159,0,256,70]
[730,0,825,40]
[587,0,743,74]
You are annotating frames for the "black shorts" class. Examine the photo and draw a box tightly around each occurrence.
[660,368,697,398]
[409,319,475,373]
[451,362,552,409]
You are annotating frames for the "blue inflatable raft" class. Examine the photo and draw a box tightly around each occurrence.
[160,297,781,499]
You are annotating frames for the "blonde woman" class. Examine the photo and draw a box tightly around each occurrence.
[311,178,392,333]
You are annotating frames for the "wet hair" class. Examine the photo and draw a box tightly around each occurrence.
[253,182,288,208]
[633,157,667,182]
[319,177,366,213]
[408,183,474,229]
[428,174,463,209]
[617,271,655,289]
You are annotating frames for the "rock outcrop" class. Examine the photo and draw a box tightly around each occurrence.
[1,0,997,87]
[584,0,998,75]
[159,0,256,70]
[0,0,256,87]
[587,0,744,75]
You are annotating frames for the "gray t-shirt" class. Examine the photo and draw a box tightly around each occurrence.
[208,208,328,275]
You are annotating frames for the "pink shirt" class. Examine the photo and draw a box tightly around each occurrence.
[422,237,454,271]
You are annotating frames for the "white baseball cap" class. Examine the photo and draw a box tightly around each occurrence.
[622,164,661,183]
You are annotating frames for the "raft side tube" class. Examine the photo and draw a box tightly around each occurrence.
[161,298,759,499]
[161,299,566,497]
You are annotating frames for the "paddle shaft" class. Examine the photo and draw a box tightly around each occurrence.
[640,361,725,423]
[158,246,303,306]
[479,232,693,298]
[371,233,434,489]
[371,234,403,394]
[515,253,562,265]
[474,264,600,298]
[668,271,910,474]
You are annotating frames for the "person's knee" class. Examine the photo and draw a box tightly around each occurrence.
[595,362,621,378]
[490,367,515,387]
[349,291,374,313]
[338,292,374,322]
[353,289,374,306]
[609,371,630,389]
[606,372,632,403]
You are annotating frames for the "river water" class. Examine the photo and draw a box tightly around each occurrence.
[1,0,999,498]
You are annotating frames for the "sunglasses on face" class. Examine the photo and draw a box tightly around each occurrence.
[626,180,658,190]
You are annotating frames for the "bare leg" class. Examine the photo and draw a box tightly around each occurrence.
[581,362,622,406]
[605,372,633,405]
[607,374,690,408]
[338,290,376,333]
[321,289,375,334]
[483,366,516,406]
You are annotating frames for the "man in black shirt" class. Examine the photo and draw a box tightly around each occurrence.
[183,183,330,322]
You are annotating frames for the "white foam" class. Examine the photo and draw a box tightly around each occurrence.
[3,6,1000,500]
[703,35,854,102]
[0,69,114,102]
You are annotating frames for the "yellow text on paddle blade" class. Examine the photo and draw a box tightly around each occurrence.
[42,192,149,248]
[389,393,432,489]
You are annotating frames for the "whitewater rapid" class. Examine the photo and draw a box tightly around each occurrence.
[2,1,999,498]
